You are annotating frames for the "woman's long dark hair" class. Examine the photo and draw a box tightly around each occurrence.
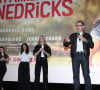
[38,35,46,45]
[0,47,6,54]
[0,46,8,59]
[20,43,29,54]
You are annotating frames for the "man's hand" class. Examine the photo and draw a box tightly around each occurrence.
[64,37,71,42]
[78,35,87,42]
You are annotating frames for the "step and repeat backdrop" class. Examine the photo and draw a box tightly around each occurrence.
[0,0,100,84]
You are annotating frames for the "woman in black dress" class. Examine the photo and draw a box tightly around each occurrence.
[33,35,51,90]
[18,43,33,90]
[0,47,9,90]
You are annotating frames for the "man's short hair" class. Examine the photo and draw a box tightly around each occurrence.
[76,20,85,26]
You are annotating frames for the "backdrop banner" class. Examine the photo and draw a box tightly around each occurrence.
[0,0,100,84]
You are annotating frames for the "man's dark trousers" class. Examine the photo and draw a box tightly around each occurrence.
[72,53,92,90]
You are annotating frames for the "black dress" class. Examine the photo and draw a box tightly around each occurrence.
[0,54,8,90]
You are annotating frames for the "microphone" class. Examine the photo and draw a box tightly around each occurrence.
[41,44,44,49]
[77,33,81,41]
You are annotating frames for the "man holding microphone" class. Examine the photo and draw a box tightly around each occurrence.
[63,21,94,90]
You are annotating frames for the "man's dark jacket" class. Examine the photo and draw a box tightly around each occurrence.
[63,32,94,59]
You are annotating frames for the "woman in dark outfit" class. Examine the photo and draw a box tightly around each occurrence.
[0,47,9,90]
[33,35,51,90]
[18,43,32,90]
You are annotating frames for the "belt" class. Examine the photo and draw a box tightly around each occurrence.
[76,52,84,54]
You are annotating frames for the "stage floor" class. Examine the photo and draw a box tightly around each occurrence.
[3,82,100,90]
